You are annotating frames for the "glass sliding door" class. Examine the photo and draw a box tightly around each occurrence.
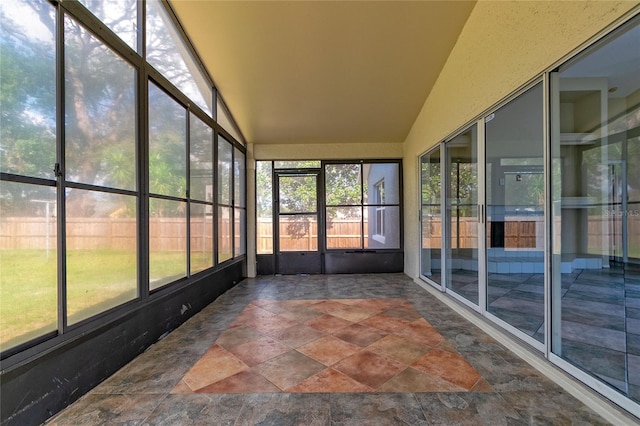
[551,17,640,403]
[485,83,545,344]
[420,147,442,284]
[445,126,479,305]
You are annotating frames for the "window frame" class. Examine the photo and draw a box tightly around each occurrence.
[372,179,386,243]
[0,0,246,360]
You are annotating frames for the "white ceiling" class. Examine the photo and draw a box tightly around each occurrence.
[169,0,476,145]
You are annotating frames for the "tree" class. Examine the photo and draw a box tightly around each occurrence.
[0,0,57,215]
[0,0,206,219]
[421,158,441,206]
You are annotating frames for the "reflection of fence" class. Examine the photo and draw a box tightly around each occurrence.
[421,217,544,249]
[421,215,640,255]
[589,215,640,258]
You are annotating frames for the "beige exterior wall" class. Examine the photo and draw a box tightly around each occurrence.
[402,0,639,278]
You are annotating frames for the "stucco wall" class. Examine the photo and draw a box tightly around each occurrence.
[402,0,639,278]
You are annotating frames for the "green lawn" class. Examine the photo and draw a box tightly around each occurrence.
[1,248,184,350]
[1,250,57,348]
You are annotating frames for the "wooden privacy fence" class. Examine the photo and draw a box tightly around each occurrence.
[257,218,368,252]
[0,218,221,252]
[2,215,639,254]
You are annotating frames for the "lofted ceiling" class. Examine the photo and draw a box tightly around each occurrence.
[169,0,476,145]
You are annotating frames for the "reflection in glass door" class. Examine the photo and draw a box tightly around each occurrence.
[485,83,545,344]
[445,125,479,305]
[551,16,640,401]
[420,147,442,284]
[275,172,322,274]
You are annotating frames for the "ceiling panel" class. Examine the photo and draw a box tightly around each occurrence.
[170,0,476,144]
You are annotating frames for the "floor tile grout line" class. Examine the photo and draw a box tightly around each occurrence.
[178,296,491,396]
[138,393,171,426]
[47,275,615,424]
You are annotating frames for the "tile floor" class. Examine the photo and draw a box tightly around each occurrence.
[173,298,491,394]
[48,273,615,425]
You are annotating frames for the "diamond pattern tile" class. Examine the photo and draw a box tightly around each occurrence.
[173,298,491,393]
[49,275,615,426]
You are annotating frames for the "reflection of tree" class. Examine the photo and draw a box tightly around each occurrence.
[421,160,440,205]
[450,161,476,216]
[580,107,640,203]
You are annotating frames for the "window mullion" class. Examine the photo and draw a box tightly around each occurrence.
[139,71,150,299]
[56,5,68,334]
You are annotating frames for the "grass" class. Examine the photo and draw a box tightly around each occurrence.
[1,250,57,349]
[190,251,213,274]
[149,250,186,290]
[1,248,184,350]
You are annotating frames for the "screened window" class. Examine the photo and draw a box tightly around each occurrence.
[364,164,400,249]
[148,83,186,198]
[62,14,140,323]
[0,0,246,357]
[256,161,273,254]
[0,182,58,349]
[78,0,138,51]
[275,160,321,169]
[190,203,213,274]
[189,114,213,202]
[0,0,56,179]
[64,16,137,191]
[325,164,361,249]
[189,113,213,273]
[217,98,243,143]
[66,190,137,324]
[325,162,400,250]
[234,148,246,256]
[0,0,58,350]
[146,0,211,115]
[149,198,187,290]
[217,137,233,262]
[148,82,187,289]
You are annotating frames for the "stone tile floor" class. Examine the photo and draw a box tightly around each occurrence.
[173,298,491,394]
[48,273,615,425]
